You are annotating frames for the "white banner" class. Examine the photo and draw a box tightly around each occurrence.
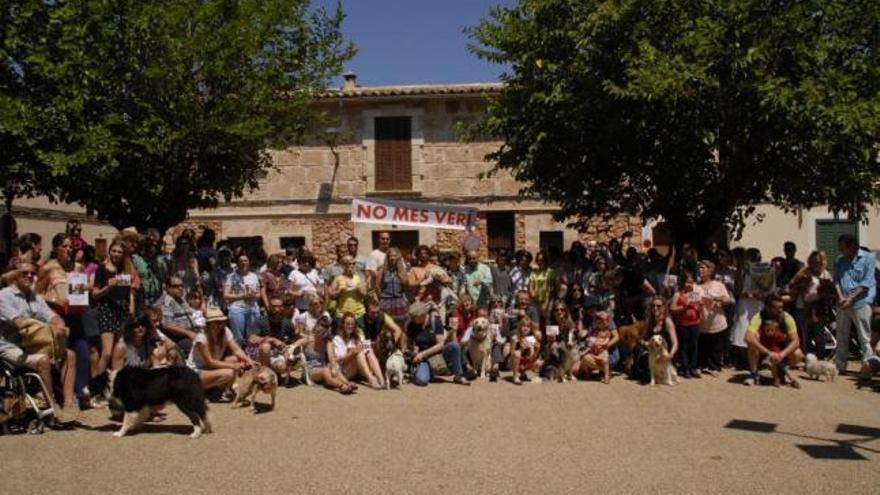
[351,197,478,231]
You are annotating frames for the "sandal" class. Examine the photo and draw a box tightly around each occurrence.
[337,383,355,395]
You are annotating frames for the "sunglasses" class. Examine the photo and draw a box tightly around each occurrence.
[20,271,37,277]
[554,307,567,312]
[168,283,184,288]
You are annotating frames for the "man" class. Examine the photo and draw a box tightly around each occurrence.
[366,231,391,292]
[490,250,513,308]
[322,244,348,285]
[358,298,404,357]
[605,266,656,323]
[834,234,876,372]
[346,236,368,279]
[509,250,532,301]
[462,250,494,308]
[779,241,805,288]
[158,276,200,356]
[246,297,295,379]
[0,263,77,419]
[744,294,801,388]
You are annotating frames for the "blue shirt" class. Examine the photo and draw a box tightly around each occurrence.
[834,247,876,309]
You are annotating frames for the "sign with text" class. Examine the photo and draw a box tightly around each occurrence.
[351,197,478,231]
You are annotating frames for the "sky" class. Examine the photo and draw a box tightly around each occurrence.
[314,0,516,87]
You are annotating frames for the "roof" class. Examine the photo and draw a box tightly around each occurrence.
[319,82,503,99]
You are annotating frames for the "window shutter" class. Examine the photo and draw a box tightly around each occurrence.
[374,117,412,191]
[816,220,858,272]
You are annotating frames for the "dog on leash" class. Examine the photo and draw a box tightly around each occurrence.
[804,353,837,382]
[283,344,312,386]
[110,366,212,439]
[467,317,492,379]
[385,349,406,389]
[646,334,678,386]
[232,366,278,411]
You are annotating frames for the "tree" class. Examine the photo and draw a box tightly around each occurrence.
[468,0,880,248]
[3,0,354,233]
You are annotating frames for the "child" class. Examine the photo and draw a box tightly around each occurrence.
[509,316,542,385]
[581,311,612,384]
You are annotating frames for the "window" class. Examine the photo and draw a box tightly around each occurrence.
[279,236,306,250]
[816,220,858,272]
[539,231,564,255]
[487,212,515,257]
[374,117,412,191]
[371,230,419,260]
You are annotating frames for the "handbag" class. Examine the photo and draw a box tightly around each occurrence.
[18,318,65,363]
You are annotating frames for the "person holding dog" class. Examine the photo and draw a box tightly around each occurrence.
[245,297,295,379]
[407,302,470,386]
[744,294,801,388]
[187,307,255,395]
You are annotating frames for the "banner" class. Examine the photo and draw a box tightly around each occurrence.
[351,197,478,231]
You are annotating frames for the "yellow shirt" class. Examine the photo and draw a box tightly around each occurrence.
[334,274,365,317]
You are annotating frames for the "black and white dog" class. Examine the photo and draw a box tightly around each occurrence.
[110,366,212,439]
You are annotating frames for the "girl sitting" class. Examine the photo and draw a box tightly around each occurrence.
[509,316,543,385]
[331,313,385,389]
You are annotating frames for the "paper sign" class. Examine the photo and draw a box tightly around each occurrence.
[67,273,89,306]
[545,325,560,337]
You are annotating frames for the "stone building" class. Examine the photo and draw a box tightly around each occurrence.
[184,75,641,263]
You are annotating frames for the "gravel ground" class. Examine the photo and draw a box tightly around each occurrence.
[3,365,879,495]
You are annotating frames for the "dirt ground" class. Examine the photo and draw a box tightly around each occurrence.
[3,364,880,495]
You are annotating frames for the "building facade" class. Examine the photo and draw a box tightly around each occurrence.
[184,77,641,263]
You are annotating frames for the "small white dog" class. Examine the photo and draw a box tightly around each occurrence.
[385,349,406,389]
[647,334,678,386]
[467,317,492,379]
[804,353,837,382]
[283,344,312,386]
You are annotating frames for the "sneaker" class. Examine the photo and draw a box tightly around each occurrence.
[488,368,499,382]
[690,370,702,379]
[744,372,759,386]
[790,379,801,389]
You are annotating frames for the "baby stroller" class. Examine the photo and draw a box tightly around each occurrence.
[0,360,55,435]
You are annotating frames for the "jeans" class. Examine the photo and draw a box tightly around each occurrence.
[411,341,466,386]
[64,314,90,396]
[228,304,260,346]
[834,304,875,371]
[677,324,700,373]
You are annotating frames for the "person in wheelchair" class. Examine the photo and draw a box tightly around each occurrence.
[0,263,78,420]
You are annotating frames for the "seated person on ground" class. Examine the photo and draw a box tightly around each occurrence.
[744,294,801,388]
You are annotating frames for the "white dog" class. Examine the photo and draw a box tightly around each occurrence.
[804,353,837,382]
[467,317,492,379]
[647,334,678,386]
[385,349,406,389]
[283,344,312,386]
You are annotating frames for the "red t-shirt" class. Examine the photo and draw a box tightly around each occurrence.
[673,290,702,327]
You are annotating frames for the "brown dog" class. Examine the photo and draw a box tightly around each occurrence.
[617,321,647,374]
[232,367,278,411]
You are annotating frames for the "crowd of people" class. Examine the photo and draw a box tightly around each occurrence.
[1,220,878,425]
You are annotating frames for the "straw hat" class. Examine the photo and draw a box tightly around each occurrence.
[204,307,227,323]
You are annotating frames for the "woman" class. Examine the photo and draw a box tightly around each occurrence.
[260,253,288,310]
[376,247,409,328]
[407,244,449,304]
[787,250,833,357]
[448,294,479,343]
[697,260,731,375]
[670,272,703,378]
[287,250,324,313]
[163,235,201,295]
[36,233,93,406]
[407,302,470,386]
[91,239,138,376]
[730,249,771,365]
[331,313,385,389]
[328,255,367,319]
[509,316,543,385]
[548,302,579,346]
[566,282,587,319]
[186,307,254,392]
[529,250,556,322]
[111,313,159,370]
[294,295,356,394]
[631,296,680,383]
[223,254,262,345]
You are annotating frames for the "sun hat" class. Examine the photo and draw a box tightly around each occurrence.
[204,306,227,323]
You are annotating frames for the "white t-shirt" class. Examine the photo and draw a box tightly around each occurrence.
[331,335,354,360]
[293,309,331,334]
[366,249,387,272]
[187,328,235,371]
[224,270,261,310]
[287,268,324,310]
